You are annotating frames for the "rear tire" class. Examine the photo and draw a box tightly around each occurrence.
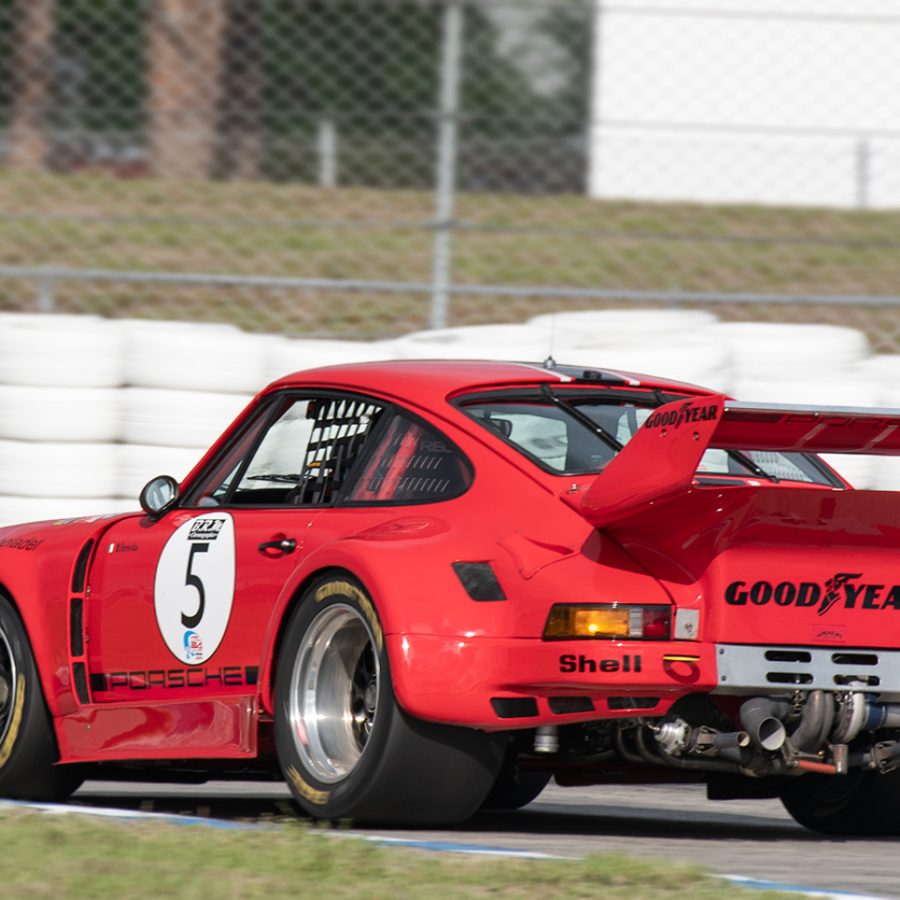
[781,770,900,835]
[0,594,83,800]
[481,755,550,810]
[274,574,503,825]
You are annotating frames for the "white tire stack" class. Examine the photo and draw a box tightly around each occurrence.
[858,355,900,490]
[527,309,731,391]
[264,337,397,383]
[391,324,551,362]
[0,315,124,523]
[117,320,261,500]
[720,323,874,487]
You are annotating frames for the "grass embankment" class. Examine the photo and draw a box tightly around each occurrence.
[0,809,799,899]
[0,171,898,341]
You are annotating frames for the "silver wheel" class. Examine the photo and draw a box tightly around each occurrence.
[288,603,379,784]
[0,628,17,748]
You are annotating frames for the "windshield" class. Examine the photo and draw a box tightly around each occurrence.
[461,388,838,485]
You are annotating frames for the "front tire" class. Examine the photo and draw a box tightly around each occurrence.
[0,594,83,800]
[274,574,503,825]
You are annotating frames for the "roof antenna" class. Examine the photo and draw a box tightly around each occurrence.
[542,314,557,369]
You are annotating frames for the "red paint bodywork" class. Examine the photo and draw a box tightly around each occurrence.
[0,360,895,765]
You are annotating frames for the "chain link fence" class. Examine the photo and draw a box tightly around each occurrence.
[0,0,899,345]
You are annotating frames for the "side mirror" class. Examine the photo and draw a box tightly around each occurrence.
[139,475,180,517]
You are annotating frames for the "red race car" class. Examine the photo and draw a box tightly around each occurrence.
[2,359,900,833]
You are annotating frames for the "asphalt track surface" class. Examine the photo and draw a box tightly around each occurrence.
[72,780,900,898]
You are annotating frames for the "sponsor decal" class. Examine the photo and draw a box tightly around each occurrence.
[725,572,900,616]
[154,514,236,664]
[559,654,641,674]
[92,666,257,692]
[0,537,42,551]
[183,630,203,662]
[107,542,139,554]
[644,401,718,431]
[316,580,383,652]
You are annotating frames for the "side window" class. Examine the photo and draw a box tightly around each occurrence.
[346,414,471,504]
[187,394,384,507]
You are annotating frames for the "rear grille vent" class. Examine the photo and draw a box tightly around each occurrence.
[607,696,659,711]
[832,653,878,666]
[835,674,880,687]
[548,696,593,715]
[490,697,538,719]
[765,650,812,663]
[766,672,814,685]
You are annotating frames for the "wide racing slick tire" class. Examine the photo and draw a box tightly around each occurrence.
[0,594,84,800]
[780,770,900,835]
[274,574,504,825]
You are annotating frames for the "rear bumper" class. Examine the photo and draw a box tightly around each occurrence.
[387,633,718,730]
[389,635,900,730]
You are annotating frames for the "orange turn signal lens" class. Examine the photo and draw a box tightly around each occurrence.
[543,604,671,640]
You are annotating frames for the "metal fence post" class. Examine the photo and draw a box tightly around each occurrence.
[856,137,871,210]
[318,117,338,188]
[429,0,464,331]
[37,273,55,312]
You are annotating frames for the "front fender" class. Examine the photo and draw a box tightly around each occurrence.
[0,514,135,717]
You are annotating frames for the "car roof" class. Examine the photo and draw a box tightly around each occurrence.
[267,359,713,402]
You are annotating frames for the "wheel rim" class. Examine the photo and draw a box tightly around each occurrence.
[0,627,17,749]
[288,603,380,784]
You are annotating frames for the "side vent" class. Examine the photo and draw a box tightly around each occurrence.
[72,663,90,704]
[452,562,506,602]
[70,598,84,657]
[71,539,94,594]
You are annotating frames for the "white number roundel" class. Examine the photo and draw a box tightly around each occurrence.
[154,513,236,664]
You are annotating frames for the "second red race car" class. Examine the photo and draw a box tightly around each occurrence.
[2,358,900,833]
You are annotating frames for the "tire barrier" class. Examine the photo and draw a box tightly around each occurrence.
[0,311,892,527]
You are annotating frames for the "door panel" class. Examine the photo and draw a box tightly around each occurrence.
[87,508,313,704]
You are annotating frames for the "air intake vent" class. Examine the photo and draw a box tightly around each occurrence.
[607,696,659,711]
[72,662,89,704]
[70,598,84,656]
[490,697,538,719]
[548,696,593,714]
[71,539,94,593]
[452,562,506,602]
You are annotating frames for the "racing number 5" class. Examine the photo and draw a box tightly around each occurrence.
[182,543,208,628]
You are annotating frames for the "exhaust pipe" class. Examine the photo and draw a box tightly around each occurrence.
[787,690,833,753]
[740,697,791,751]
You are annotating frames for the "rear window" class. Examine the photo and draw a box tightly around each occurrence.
[461,389,836,485]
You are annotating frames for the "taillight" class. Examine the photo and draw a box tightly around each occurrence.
[543,603,671,640]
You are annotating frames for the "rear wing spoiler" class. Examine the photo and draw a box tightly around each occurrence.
[577,395,900,528]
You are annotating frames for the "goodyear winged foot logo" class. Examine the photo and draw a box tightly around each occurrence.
[725,572,900,615]
[644,400,719,430]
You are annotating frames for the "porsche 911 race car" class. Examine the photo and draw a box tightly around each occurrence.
[3,359,900,833]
